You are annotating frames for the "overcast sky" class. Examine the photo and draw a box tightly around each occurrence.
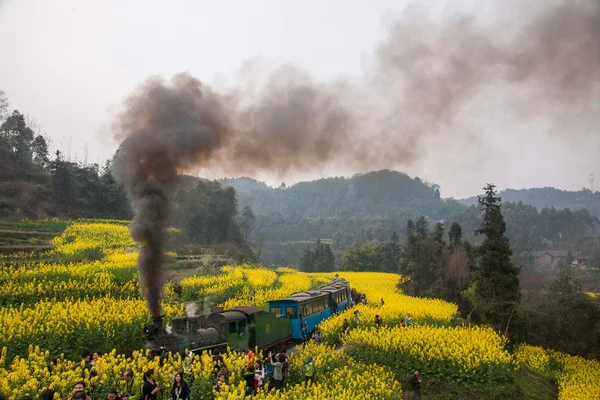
[0,0,597,198]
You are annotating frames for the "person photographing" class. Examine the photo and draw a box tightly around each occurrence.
[121,369,142,400]
[142,369,162,400]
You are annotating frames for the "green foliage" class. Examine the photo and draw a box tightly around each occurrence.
[471,184,520,334]
[452,201,600,256]
[460,187,600,219]
[340,232,401,272]
[171,177,245,246]
[300,239,334,272]
[512,271,600,359]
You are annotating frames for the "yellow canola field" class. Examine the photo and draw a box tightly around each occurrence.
[0,343,402,400]
[340,324,513,383]
[50,223,135,256]
[220,268,320,310]
[213,342,401,400]
[0,297,184,361]
[310,271,459,323]
[514,344,600,400]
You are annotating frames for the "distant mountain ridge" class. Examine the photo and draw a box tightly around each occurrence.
[458,187,600,218]
[219,169,464,219]
[218,171,600,266]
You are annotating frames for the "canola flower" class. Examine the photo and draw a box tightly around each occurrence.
[0,297,184,360]
[513,344,600,400]
[2,219,600,399]
[0,258,139,305]
[50,223,135,256]
[220,268,313,310]
[214,342,402,400]
[340,324,513,383]
[311,271,459,324]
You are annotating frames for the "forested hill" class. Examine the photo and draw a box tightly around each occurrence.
[459,187,600,217]
[219,170,465,219]
[219,170,468,265]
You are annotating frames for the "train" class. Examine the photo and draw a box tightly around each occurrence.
[144,277,352,356]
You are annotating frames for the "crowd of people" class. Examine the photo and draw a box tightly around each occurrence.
[211,348,314,395]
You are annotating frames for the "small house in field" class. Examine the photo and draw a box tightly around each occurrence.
[532,250,569,266]
[532,250,589,267]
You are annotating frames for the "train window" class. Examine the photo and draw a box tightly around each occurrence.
[228,322,237,334]
[271,307,282,315]
[286,307,297,319]
[239,320,246,335]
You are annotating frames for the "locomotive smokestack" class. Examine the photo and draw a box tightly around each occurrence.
[152,315,164,332]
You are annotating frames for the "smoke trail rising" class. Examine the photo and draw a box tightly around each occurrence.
[112,0,600,316]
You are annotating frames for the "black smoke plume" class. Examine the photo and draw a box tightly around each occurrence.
[112,0,599,316]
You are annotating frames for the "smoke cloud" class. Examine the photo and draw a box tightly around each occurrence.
[112,0,600,316]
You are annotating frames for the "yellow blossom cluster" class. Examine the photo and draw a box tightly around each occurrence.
[0,257,138,305]
[0,297,184,360]
[214,342,402,400]
[340,324,513,383]
[50,223,135,256]
[312,271,458,324]
[178,266,246,301]
[513,344,600,400]
[220,268,313,310]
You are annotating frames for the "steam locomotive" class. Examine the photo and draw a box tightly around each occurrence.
[144,277,352,356]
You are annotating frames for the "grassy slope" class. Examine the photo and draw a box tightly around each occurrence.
[397,367,557,400]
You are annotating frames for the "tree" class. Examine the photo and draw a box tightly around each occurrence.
[300,239,335,272]
[381,231,401,272]
[448,222,463,251]
[31,135,49,168]
[1,110,35,165]
[240,206,255,243]
[0,90,9,121]
[471,184,521,335]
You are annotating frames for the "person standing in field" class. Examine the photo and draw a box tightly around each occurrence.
[301,323,309,343]
[411,370,422,400]
[121,369,142,400]
[302,356,316,383]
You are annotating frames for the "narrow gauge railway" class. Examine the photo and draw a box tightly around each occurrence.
[144,278,352,356]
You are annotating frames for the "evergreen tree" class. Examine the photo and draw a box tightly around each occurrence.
[381,231,401,272]
[448,222,463,251]
[472,184,521,335]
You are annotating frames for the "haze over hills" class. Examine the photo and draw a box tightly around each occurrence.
[219,170,600,266]
[458,187,600,218]
[220,170,600,218]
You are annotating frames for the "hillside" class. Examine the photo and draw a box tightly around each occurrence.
[220,169,465,219]
[459,187,600,218]
[220,172,600,267]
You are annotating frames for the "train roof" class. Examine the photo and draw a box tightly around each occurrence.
[319,285,344,292]
[269,290,329,304]
[229,306,260,316]
[332,278,349,285]
[214,310,247,321]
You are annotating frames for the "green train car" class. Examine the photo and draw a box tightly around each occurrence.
[145,306,292,355]
[205,306,292,351]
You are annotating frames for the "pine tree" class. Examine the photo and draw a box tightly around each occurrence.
[472,184,520,335]
[448,222,463,251]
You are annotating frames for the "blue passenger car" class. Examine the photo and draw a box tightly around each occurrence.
[320,285,350,313]
[267,291,332,340]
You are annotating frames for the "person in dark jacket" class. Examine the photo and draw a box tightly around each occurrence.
[170,372,189,400]
[38,389,54,400]
[411,370,422,400]
[142,369,162,400]
[105,388,122,400]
